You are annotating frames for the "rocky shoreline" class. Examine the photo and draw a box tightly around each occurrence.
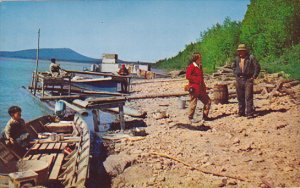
[102,72,300,188]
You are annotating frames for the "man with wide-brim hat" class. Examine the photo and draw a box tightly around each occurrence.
[232,44,260,118]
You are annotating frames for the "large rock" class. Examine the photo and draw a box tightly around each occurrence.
[103,152,136,177]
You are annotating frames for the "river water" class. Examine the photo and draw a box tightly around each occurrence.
[0,58,93,129]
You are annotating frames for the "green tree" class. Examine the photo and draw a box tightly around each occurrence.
[240,0,300,60]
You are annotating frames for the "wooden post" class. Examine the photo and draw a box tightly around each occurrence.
[127,77,131,93]
[42,81,45,96]
[119,104,125,132]
[33,73,38,96]
[33,29,40,96]
[68,77,71,96]
[60,83,63,96]
[30,72,34,93]
[92,109,100,132]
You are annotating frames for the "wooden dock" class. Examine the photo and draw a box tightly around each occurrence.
[28,70,130,132]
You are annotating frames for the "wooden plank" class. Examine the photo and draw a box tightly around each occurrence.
[40,95,83,101]
[30,138,81,145]
[46,143,56,152]
[48,153,65,180]
[53,143,62,150]
[40,143,50,150]
[64,70,131,78]
[86,96,126,104]
[28,143,49,160]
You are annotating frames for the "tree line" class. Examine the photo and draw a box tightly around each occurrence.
[155,0,300,79]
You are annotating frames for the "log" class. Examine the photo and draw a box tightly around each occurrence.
[87,92,189,104]
[87,96,127,104]
[268,80,284,99]
[283,80,299,88]
[81,90,125,96]
[217,67,233,73]
[126,92,189,100]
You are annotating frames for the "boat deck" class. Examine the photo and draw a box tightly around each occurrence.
[23,142,68,186]
[0,115,90,188]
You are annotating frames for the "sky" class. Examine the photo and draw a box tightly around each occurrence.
[0,0,250,62]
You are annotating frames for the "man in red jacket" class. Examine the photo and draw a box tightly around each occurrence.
[186,52,211,121]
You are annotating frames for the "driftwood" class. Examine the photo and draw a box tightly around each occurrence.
[150,152,245,182]
[282,80,299,88]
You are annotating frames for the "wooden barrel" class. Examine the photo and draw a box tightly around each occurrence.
[213,84,229,104]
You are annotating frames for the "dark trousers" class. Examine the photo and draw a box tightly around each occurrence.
[120,81,128,93]
[236,77,254,116]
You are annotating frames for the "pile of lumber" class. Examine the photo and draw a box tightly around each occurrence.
[208,63,299,101]
[211,63,235,81]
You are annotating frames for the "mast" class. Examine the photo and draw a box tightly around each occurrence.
[33,29,40,95]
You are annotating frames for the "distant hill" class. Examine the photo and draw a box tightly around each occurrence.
[0,48,100,63]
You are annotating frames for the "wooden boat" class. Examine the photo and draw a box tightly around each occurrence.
[0,114,90,188]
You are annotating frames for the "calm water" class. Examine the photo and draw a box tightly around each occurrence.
[0,58,93,129]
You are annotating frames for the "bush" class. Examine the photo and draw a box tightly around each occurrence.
[261,44,300,79]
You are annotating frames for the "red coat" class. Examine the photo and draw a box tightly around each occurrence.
[186,62,207,96]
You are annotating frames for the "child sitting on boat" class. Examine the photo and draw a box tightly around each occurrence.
[1,106,29,149]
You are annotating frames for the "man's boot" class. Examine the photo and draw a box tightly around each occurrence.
[203,100,212,121]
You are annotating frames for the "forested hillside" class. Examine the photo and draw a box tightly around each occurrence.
[155,0,300,79]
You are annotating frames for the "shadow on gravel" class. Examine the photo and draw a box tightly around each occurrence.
[110,119,147,130]
[209,113,231,120]
[255,108,287,117]
[173,123,211,131]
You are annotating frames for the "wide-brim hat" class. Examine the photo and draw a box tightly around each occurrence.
[237,44,247,51]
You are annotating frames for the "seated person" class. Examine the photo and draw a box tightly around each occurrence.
[1,106,29,148]
[49,58,68,77]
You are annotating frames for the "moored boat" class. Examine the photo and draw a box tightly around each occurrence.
[0,114,90,188]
